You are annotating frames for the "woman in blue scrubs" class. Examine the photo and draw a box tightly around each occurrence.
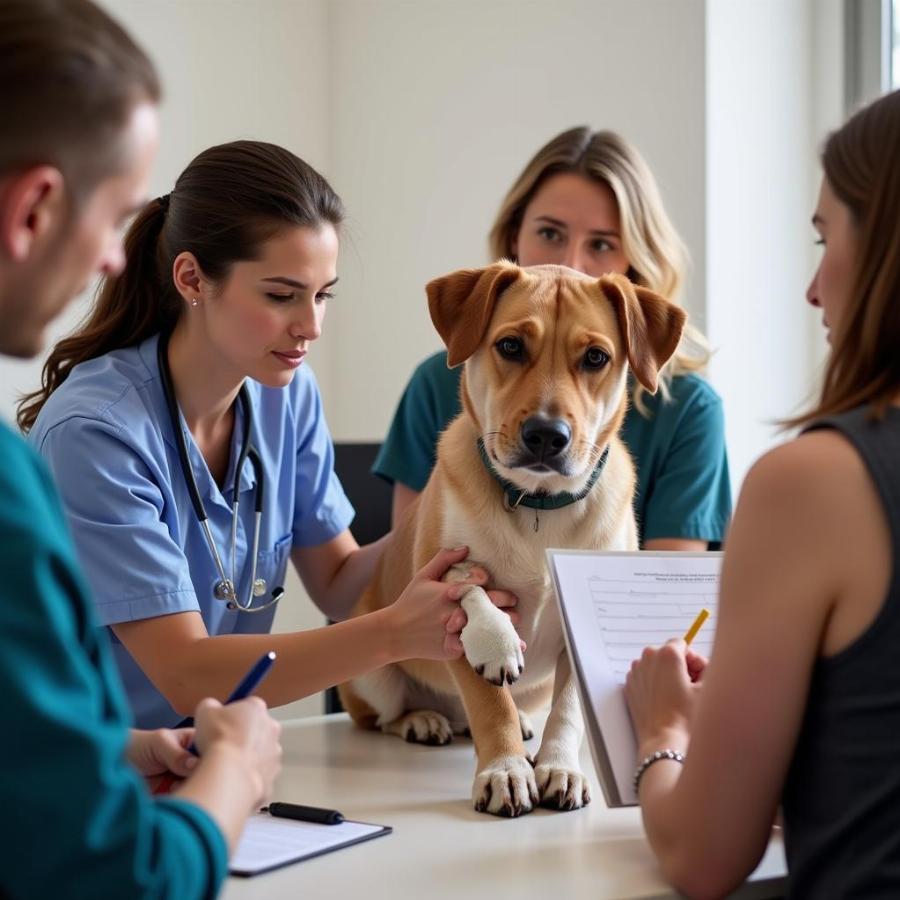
[20,141,496,729]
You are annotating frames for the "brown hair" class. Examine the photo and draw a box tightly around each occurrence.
[790,89,900,427]
[0,0,160,206]
[488,127,709,410]
[18,141,345,431]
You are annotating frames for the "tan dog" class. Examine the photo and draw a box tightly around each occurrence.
[339,262,686,816]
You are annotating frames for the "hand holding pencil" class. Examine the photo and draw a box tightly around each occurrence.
[624,610,711,747]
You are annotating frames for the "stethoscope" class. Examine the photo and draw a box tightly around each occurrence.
[157,331,284,614]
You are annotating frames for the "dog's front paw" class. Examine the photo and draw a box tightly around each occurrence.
[382,710,453,746]
[459,587,524,686]
[533,758,591,811]
[472,755,539,817]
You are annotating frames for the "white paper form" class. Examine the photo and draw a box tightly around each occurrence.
[547,550,722,807]
[230,814,391,876]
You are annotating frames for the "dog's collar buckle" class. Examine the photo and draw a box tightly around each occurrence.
[503,489,529,512]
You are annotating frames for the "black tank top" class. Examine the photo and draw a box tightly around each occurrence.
[782,406,900,898]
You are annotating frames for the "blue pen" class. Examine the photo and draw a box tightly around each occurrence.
[186,650,277,755]
[224,650,278,703]
[153,651,276,795]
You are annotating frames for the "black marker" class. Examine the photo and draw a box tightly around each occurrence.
[262,802,345,825]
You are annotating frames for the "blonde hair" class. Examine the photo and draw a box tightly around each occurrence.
[787,89,900,428]
[488,127,709,411]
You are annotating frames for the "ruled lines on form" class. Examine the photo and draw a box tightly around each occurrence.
[587,571,718,681]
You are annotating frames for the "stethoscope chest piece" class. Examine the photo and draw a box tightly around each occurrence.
[214,577,267,602]
[214,579,236,601]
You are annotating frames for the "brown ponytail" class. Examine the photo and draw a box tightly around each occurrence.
[18,140,344,432]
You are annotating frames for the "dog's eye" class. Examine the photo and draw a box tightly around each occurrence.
[583,347,610,370]
[496,336,525,361]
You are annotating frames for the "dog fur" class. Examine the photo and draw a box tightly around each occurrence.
[338,262,686,817]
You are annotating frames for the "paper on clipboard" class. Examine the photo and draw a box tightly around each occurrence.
[547,550,722,807]
[230,814,391,877]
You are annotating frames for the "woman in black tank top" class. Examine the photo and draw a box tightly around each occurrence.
[624,88,900,900]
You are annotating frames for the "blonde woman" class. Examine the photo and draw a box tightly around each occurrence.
[374,128,730,549]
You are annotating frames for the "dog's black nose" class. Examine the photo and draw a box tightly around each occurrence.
[521,416,571,461]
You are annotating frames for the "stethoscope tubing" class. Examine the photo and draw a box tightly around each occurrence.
[157,331,280,614]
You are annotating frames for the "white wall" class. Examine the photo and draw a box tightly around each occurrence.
[322,0,707,438]
[705,0,841,498]
[706,0,813,497]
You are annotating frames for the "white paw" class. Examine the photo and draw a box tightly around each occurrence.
[533,757,591,811]
[472,755,539,817]
[460,586,524,686]
[518,709,535,740]
[382,710,453,746]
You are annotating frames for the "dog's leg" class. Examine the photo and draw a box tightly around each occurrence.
[533,651,591,811]
[448,657,539,817]
[352,666,454,746]
[444,563,524,685]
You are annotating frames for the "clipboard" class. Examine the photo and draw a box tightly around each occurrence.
[229,813,392,877]
[547,549,721,807]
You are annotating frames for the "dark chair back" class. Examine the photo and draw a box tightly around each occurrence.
[333,442,393,546]
[326,442,392,713]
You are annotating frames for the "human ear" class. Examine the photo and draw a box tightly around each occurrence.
[171,252,209,306]
[0,166,66,262]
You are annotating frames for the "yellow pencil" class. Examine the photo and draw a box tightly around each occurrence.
[683,608,710,645]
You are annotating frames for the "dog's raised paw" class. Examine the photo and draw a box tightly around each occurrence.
[459,587,525,686]
[533,761,591,811]
[382,710,453,746]
[472,755,539,817]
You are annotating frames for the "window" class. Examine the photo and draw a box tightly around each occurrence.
[844,0,892,110]
[893,0,900,87]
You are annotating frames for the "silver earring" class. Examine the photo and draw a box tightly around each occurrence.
[191,297,199,307]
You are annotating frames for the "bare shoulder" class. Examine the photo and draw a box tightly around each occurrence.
[732,429,887,571]
[741,429,868,512]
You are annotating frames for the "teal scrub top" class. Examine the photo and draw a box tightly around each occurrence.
[372,351,732,547]
[0,420,227,898]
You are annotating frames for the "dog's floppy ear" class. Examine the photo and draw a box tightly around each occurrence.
[427,261,522,367]
[599,273,687,393]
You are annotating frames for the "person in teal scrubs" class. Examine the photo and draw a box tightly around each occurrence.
[0,2,280,896]
[374,128,731,549]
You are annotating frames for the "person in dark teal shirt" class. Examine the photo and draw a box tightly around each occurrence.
[375,351,730,547]
[0,422,229,898]
[374,128,731,548]
[0,3,281,896]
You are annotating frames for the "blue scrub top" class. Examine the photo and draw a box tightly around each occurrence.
[29,333,354,728]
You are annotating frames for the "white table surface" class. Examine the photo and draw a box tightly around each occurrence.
[222,713,786,900]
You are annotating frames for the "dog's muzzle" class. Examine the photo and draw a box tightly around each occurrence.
[513,415,572,473]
